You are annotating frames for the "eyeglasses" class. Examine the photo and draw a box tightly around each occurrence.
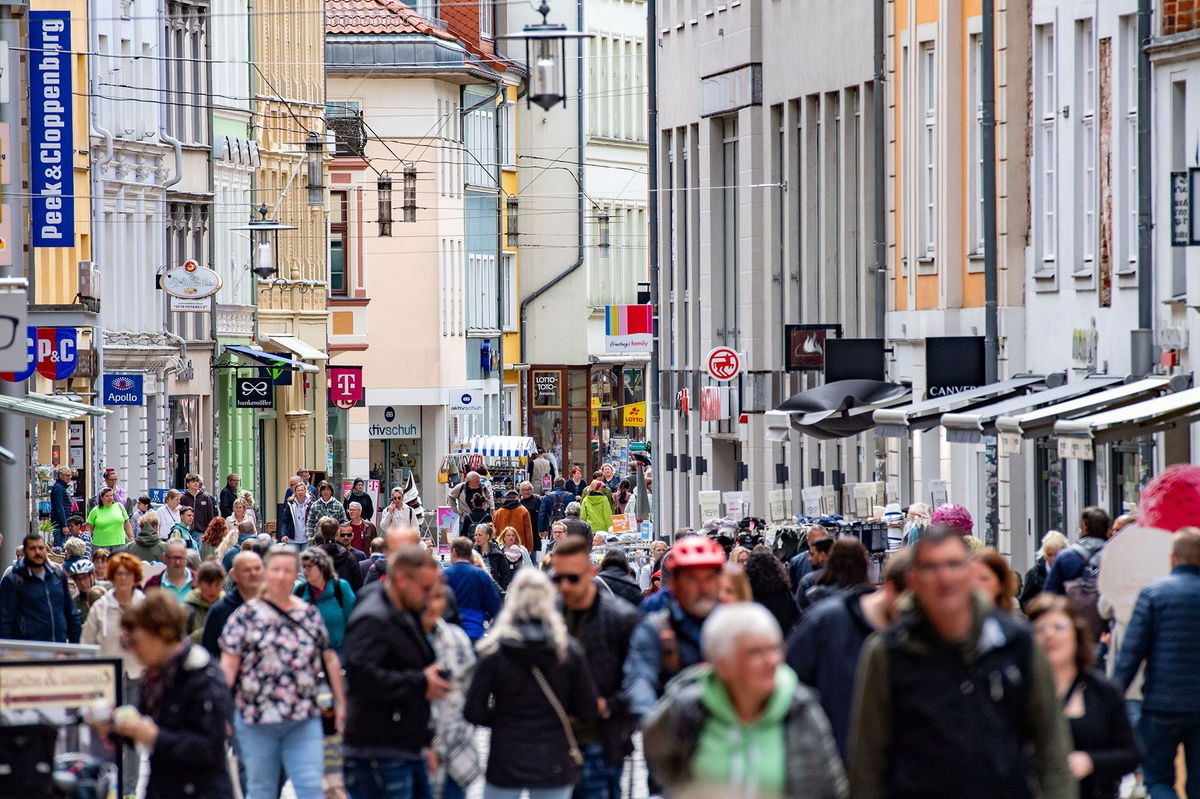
[550,572,583,584]
[302,562,319,570]
[1033,620,1073,636]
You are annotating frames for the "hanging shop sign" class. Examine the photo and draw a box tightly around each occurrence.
[102,374,143,406]
[0,326,35,382]
[705,347,741,381]
[1173,171,1191,247]
[925,336,986,399]
[368,405,421,439]
[235,376,274,408]
[784,324,842,372]
[328,366,363,410]
[29,11,74,248]
[160,260,222,312]
[35,326,77,380]
[603,304,653,354]
[824,338,886,383]
[623,401,647,427]
[449,389,484,416]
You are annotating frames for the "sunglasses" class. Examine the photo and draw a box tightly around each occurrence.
[550,572,583,584]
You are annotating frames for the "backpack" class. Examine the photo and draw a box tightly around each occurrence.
[1063,537,1106,640]
[547,492,569,525]
[296,578,346,613]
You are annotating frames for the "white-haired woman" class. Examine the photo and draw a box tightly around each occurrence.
[464,569,598,799]
[644,602,847,799]
[1018,529,1069,613]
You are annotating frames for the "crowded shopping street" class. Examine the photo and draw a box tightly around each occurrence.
[10,0,1200,797]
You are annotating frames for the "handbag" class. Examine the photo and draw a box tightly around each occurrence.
[530,665,584,767]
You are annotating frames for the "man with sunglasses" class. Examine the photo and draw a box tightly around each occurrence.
[337,522,367,562]
[551,537,639,799]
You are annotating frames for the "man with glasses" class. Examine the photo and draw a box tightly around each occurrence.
[145,539,194,603]
[337,522,367,561]
[848,525,1073,799]
[550,536,639,799]
[50,467,75,547]
[442,536,500,641]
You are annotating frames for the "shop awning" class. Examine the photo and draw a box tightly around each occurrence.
[262,333,328,362]
[224,344,319,374]
[995,376,1173,439]
[775,380,910,439]
[873,374,1045,438]
[458,435,537,459]
[941,375,1123,444]
[0,394,87,422]
[31,393,111,418]
[1055,386,1200,452]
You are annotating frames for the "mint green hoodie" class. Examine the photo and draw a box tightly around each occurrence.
[692,664,795,797]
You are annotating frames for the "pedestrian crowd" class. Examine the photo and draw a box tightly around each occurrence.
[7,461,1200,799]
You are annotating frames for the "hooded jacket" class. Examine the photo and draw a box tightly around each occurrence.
[295,576,357,652]
[464,625,598,788]
[597,567,643,608]
[493,499,534,552]
[184,588,216,644]
[0,557,82,643]
[126,526,166,562]
[81,589,146,677]
[580,493,614,534]
[342,489,374,523]
[318,539,364,592]
[643,664,846,799]
[623,598,706,719]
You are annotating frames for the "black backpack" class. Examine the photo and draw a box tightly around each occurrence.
[547,492,569,525]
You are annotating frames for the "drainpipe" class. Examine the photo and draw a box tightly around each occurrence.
[872,0,886,339]
[647,0,659,527]
[982,0,999,385]
[160,126,184,189]
[519,0,587,364]
[1133,0,1154,375]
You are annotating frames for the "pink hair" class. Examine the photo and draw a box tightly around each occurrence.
[930,503,974,535]
[1140,464,1200,533]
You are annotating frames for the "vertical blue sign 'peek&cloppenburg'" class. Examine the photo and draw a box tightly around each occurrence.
[29,10,74,248]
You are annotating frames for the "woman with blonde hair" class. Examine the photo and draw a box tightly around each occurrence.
[497,526,533,586]
[1019,530,1069,612]
[727,545,751,567]
[465,569,598,799]
[718,563,752,603]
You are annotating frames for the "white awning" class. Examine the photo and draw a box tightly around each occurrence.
[457,435,537,459]
[941,376,1123,444]
[262,333,328,362]
[995,377,1172,439]
[31,393,112,418]
[0,394,84,422]
[873,375,1045,438]
[1055,386,1200,453]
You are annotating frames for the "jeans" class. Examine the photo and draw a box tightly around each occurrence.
[483,783,573,799]
[344,757,431,799]
[572,744,622,799]
[234,715,325,799]
[1138,709,1200,799]
[435,769,466,799]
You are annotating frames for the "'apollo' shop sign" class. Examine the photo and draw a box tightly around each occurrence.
[368,405,421,439]
[29,11,74,248]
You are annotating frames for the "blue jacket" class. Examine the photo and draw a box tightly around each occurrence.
[786,588,876,759]
[201,586,247,657]
[1043,537,1104,595]
[443,562,501,640]
[0,558,82,643]
[50,478,72,533]
[1114,564,1200,713]
[538,488,574,534]
[622,598,705,719]
[788,550,816,589]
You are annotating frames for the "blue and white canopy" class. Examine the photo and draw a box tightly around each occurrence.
[458,435,537,459]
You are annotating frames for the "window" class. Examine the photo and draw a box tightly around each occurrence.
[501,252,516,331]
[463,91,496,188]
[918,41,937,258]
[499,100,515,169]
[721,117,738,347]
[466,252,498,332]
[1119,15,1139,274]
[330,191,348,296]
[480,0,493,39]
[968,33,984,256]
[164,0,208,146]
[411,0,437,20]
[1034,23,1057,274]
[1076,19,1097,275]
[326,101,365,157]
[588,34,646,141]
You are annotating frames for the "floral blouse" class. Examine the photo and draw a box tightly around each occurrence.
[219,598,329,724]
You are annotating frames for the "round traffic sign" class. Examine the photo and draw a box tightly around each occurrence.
[706,347,741,381]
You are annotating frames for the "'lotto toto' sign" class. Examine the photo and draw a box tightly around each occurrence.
[235,377,274,408]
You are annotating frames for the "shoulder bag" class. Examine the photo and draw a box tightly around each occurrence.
[530,664,584,767]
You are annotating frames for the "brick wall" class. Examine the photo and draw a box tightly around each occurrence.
[1164,0,1200,36]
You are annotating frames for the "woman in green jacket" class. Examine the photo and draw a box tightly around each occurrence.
[580,480,614,533]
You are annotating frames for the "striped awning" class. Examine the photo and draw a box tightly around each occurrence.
[458,435,537,459]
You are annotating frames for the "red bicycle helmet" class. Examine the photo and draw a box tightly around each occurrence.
[666,536,726,571]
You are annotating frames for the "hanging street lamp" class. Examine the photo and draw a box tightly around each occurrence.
[501,0,590,111]
[232,202,297,281]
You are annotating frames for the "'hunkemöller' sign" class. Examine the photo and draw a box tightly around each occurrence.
[29,11,74,247]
